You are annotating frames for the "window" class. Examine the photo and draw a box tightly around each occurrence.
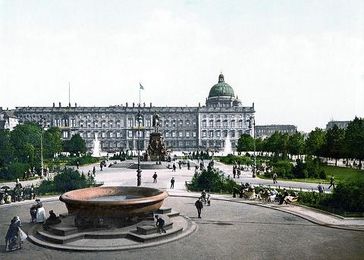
[216,120,221,128]
[216,131,221,137]
[230,131,235,138]
[146,119,151,127]
[192,132,196,137]
[165,120,169,127]
[109,132,113,138]
[179,131,183,137]
[128,118,133,127]
[209,131,213,138]
[62,131,69,138]
[87,132,91,138]
[223,120,228,128]
[179,120,183,126]
[172,131,176,137]
[238,120,243,128]
[231,120,235,128]
[202,130,207,138]
[202,120,207,128]
[165,131,170,137]
[116,132,121,138]
[209,120,213,128]
[101,132,106,138]
[128,131,133,138]
[186,120,190,126]
[186,131,190,137]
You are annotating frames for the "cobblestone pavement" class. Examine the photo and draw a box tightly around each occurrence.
[1,160,364,259]
[1,196,364,260]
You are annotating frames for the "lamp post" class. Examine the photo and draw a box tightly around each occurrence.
[249,116,256,178]
[136,110,142,186]
[40,118,45,178]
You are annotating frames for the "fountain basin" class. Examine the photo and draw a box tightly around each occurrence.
[60,186,168,218]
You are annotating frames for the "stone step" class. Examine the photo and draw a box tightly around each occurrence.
[37,228,130,244]
[45,225,78,236]
[167,210,180,218]
[128,226,183,243]
[37,230,84,244]
[156,207,172,214]
[136,222,173,235]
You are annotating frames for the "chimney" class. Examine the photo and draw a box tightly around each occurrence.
[143,102,145,107]
[150,102,152,107]
[133,102,135,107]
[126,102,128,107]
[59,102,61,107]
[75,103,77,107]
[52,102,55,108]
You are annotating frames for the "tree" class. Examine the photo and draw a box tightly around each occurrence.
[0,130,14,167]
[63,134,87,156]
[344,117,364,169]
[324,125,345,166]
[305,128,325,157]
[10,122,41,165]
[237,134,254,152]
[43,127,62,158]
[288,132,305,159]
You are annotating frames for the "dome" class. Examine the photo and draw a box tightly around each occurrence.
[208,73,235,98]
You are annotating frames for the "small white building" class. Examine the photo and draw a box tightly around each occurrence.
[0,108,19,131]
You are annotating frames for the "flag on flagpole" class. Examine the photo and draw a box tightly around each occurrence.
[139,83,144,90]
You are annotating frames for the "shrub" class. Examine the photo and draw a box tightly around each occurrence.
[188,167,236,193]
[37,168,95,194]
[271,160,293,178]
[219,154,253,166]
[0,162,30,180]
[329,177,364,212]
[67,155,99,166]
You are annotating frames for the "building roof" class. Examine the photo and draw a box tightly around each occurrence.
[208,73,235,98]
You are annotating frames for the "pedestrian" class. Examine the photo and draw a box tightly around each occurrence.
[153,172,158,183]
[195,198,203,218]
[328,176,335,189]
[187,161,190,170]
[272,173,278,184]
[92,166,96,176]
[76,161,80,169]
[5,216,23,251]
[172,163,176,172]
[233,166,236,178]
[170,177,175,189]
[155,215,166,234]
[36,202,46,223]
[178,161,182,169]
[318,183,324,194]
[100,162,103,171]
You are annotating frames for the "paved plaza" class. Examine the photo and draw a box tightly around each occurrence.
[1,161,364,260]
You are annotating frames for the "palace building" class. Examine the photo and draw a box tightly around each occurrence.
[12,74,255,152]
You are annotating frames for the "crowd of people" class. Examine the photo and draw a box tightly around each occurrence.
[0,179,36,205]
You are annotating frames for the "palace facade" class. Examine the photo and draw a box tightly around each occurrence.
[13,74,255,152]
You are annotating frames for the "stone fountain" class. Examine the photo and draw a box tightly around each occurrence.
[28,186,196,251]
[60,186,168,227]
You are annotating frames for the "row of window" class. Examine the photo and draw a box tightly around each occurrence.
[201,130,244,138]
[201,120,244,128]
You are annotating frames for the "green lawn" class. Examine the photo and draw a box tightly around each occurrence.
[322,165,364,183]
[259,165,364,184]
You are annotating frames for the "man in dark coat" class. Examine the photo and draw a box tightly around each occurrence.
[195,198,203,218]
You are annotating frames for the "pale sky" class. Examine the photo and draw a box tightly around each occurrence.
[1,0,363,132]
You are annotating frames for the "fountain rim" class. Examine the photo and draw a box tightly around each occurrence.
[59,186,169,206]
